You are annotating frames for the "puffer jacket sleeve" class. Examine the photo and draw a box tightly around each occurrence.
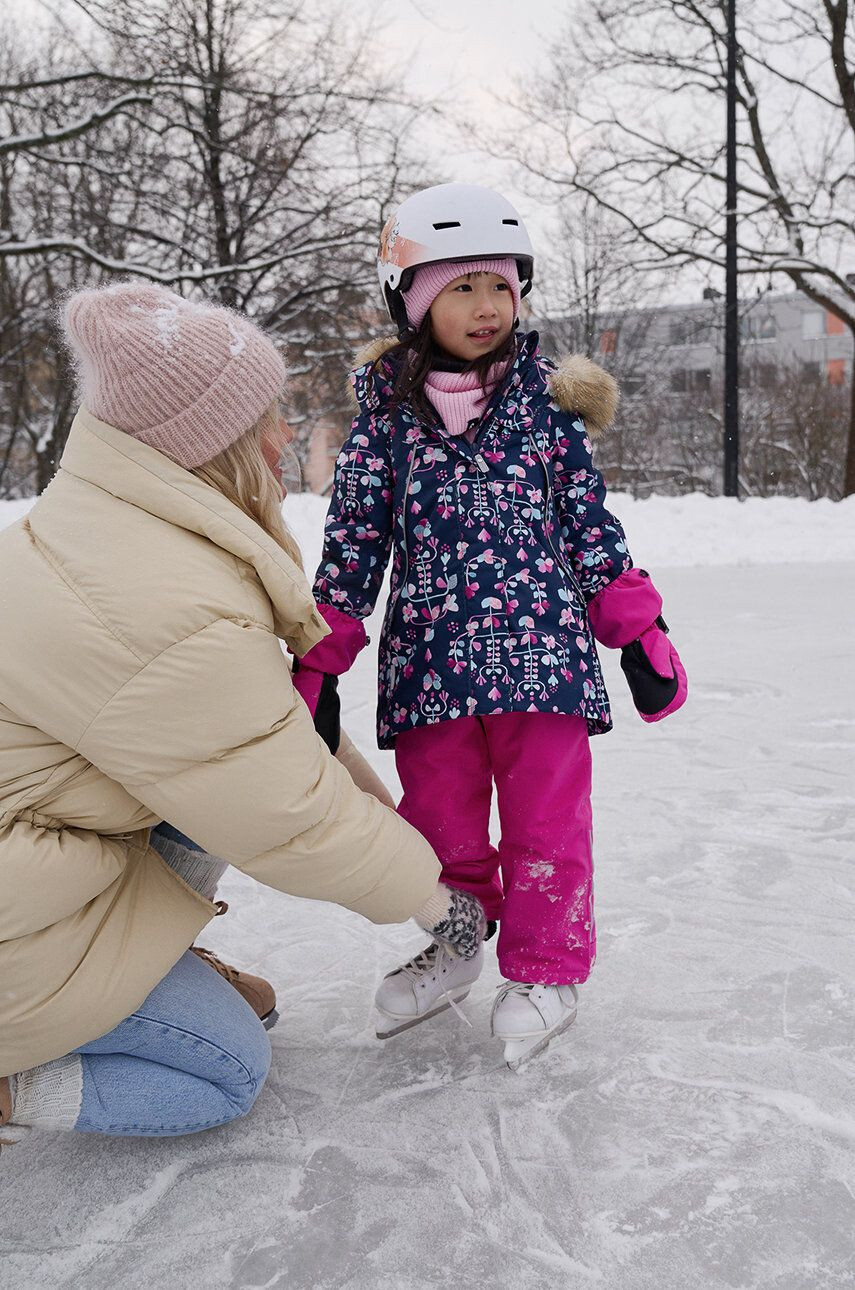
[314,405,395,620]
[75,616,440,923]
[550,408,632,601]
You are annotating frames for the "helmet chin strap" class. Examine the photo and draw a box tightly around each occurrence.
[385,282,413,340]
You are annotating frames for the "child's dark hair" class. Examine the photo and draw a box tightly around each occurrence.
[373,318,517,424]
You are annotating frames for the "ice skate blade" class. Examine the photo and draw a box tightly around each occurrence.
[261,1008,280,1032]
[375,989,471,1040]
[502,1010,577,1072]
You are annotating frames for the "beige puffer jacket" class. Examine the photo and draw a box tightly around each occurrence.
[0,407,440,1076]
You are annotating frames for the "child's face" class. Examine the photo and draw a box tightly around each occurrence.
[429,271,515,362]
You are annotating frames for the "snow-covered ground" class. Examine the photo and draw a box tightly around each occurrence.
[1,493,854,1289]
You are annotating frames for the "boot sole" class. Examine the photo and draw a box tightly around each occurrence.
[261,1008,279,1031]
[376,988,472,1040]
[502,1010,577,1072]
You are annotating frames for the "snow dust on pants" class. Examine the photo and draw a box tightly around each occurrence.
[395,712,595,985]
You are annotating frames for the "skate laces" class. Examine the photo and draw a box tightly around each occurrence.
[494,981,536,1005]
[399,943,441,979]
[398,942,473,1029]
[491,981,578,1029]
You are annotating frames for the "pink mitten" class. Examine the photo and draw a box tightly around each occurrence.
[620,623,688,722]
[588,568,663,648]
[589,569,687,722]
[291,664,324,717]
[292,603,366,718]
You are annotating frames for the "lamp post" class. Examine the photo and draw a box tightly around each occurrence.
[723,0,740,497]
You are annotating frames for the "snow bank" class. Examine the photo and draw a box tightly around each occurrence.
[0,498,38,529]
[4,490,855,568]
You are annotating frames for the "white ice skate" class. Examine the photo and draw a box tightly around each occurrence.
[491,981,579,1070]
[375,941,484,1039]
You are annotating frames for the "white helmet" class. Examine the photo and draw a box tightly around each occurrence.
[377,182,534,335]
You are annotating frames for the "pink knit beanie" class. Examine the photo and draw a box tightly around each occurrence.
[403,257,521,330]
[62,283,287,468]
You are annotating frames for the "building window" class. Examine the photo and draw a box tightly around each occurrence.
[599,329,617,355]
[802,360,822,380]
[744,364,777,388]
[669,317,711,346]
[742,313,777,341]
[802,312,824,339]
[623,374,645,397]
[670,368,711,393]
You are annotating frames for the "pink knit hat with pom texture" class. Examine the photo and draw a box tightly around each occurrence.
[62,283,286,469]
[403,257,521,330]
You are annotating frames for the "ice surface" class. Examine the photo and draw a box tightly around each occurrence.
[1,495,853,1289]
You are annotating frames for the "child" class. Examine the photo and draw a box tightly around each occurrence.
[293,183,687,1067]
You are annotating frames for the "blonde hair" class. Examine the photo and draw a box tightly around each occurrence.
[191,402,304,570]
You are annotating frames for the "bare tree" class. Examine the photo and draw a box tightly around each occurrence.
[0,0,430,491]
[480,0,855,495]
[535,196,655,359]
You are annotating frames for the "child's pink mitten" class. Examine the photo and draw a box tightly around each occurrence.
[588,569,687,722]
[291,604,366,718]
[620,621,688,722]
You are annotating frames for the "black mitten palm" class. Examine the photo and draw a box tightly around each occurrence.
[619,616,688,723]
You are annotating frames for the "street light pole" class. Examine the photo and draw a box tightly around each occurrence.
[724,0,740,497]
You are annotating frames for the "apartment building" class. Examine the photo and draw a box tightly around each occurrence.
[570,287,853,399]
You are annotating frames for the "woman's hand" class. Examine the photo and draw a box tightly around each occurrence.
[414,884,487,960]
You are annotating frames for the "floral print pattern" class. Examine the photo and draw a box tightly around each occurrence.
[315,332,632,748]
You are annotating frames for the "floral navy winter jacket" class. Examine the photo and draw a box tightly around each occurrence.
[314,331,633,748]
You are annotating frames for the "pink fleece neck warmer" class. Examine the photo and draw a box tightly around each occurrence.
[425,362,508,440]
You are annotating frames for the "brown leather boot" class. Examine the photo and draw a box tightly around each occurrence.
[190,947,278,1030]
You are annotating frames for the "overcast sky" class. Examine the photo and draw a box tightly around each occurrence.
[374,0,555,115]
[366,0,563,250]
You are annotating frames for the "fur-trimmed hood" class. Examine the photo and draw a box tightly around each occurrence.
[349,333,619,437]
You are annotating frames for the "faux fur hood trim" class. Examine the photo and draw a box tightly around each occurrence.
[353,336,399,371]
[349,337,619,436]
[548,353,619,437]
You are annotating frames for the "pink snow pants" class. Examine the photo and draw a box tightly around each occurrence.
[396,712,595,984]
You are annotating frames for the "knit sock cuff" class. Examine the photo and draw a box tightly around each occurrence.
[414,884,453,931]
[12,1055,84,1130]
[151,833,228,900]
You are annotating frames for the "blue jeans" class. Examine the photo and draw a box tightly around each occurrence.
[152,820,203,851]
[73,949,272,1136]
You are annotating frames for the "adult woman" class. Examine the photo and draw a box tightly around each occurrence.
[0,283,482,1138]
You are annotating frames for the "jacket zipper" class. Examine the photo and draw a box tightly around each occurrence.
[396,409,487,593]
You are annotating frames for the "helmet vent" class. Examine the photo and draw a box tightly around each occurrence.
[432,221,461,230]
[502,219,519,225]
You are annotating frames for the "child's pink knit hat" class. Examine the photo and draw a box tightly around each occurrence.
[62,282,286,468]
[403,257,521,331]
